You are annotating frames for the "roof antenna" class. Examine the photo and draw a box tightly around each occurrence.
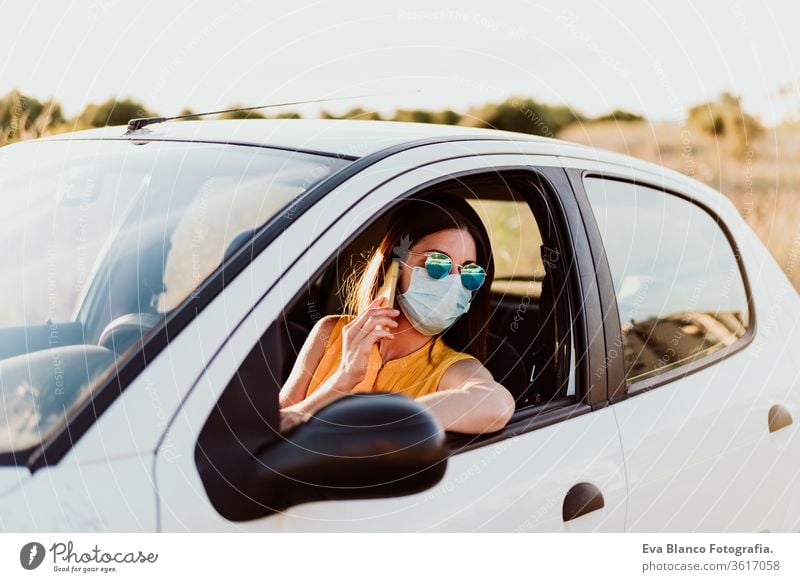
[125,92,413,134]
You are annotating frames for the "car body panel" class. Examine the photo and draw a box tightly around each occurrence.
[0,467,29,501]
[278,407,625,532]
[0,455,156,531]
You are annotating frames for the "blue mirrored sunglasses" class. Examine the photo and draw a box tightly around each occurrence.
[404,250,486,291]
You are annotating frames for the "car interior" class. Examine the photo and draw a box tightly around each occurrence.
[276,172,573,413]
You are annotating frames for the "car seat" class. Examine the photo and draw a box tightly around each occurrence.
[485,333,528,404]
[525,244,561,405]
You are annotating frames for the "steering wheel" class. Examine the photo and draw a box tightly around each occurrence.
[97,313,163,355]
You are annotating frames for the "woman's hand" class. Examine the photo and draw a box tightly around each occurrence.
[279,299,399,433]
[337,297,399,385]
[279,406,312,434]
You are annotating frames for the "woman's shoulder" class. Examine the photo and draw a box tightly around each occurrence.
[324,313,357,329]
[430,337,486,393]
[314,313,354,328]
[312,314,353,350]
[431,336,480,366]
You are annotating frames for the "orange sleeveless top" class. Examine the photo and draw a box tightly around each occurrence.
[306,315,479,399]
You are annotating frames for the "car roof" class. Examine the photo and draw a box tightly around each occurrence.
[44,118,545,158]
[39,118,712,199]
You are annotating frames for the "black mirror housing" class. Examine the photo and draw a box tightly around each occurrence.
[199,392,449,522]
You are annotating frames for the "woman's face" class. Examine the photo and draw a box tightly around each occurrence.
[398,228,478,294]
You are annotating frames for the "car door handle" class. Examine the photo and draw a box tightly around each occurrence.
[562,482,605,522]
[768,404,793,433]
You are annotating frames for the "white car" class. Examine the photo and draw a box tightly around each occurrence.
[0,118,798,532]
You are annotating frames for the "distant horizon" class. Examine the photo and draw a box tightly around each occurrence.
[3,86,796,129]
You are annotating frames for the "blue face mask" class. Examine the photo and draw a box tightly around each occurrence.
[396,266,472,336]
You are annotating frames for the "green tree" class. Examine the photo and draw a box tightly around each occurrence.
[272,111,302,119]
[340,107,382,120]
[320,107,381,120]
[392,109,434,124]
[687,92,763,154]
[216,105,266,120]
[0,90,64,143]
[176,107,202,121]
[389,108,462,125]
[594,109,645,123]
[75,97,156,128]
[432,109,462,126]
[461,97,583,137]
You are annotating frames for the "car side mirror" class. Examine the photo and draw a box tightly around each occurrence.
[205,392,449,522]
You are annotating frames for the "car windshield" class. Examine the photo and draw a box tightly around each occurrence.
[0,138,349,455]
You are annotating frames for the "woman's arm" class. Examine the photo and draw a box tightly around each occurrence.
[278,315,339,408]
[283,367,357,411]
[278,315,358,434]
[416,359,515,434]
[279,299,400,433]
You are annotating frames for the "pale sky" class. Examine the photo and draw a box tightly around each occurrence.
[2,0,798,123]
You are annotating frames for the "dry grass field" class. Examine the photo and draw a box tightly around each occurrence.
[558,120,800,292]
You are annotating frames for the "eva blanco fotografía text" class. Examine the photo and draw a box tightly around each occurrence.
[643,543,772,557]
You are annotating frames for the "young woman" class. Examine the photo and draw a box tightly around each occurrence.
[278,192,515,434]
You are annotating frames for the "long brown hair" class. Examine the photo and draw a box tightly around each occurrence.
[343,192,494,363]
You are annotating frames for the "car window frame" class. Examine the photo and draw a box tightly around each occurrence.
[569,169,757,400]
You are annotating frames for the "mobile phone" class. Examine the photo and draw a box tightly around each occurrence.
[375,259,399,331]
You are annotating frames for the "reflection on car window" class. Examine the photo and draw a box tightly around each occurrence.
[584,177,749,384]
[158,172,309,311]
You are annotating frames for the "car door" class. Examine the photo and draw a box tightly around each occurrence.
[567,162,800,532]
[155,142,627,532]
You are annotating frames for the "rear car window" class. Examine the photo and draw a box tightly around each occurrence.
[583,177,750,384]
